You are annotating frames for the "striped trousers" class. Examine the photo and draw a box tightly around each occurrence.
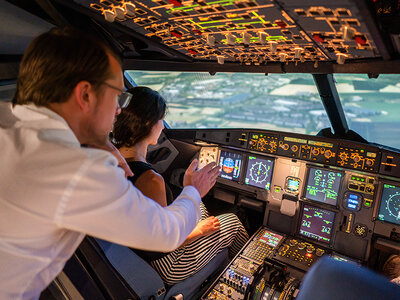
[151,202,249,285]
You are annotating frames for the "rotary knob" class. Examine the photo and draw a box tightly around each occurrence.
[291,145,298,152]
[298,243,306,250]
[315,248,325,256]
[282,143,289,151]
[365,159,373,167]
[289,239,298,247]
[312,148,320,156]
[306,246,315,253]
[325,150,332,158]
[353,155,361,162]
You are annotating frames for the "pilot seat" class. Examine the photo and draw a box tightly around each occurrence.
[61,236,229,299]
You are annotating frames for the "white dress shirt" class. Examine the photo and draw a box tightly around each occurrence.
[0,102,201,300]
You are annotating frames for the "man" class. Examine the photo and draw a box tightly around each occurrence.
[0,27,219,299]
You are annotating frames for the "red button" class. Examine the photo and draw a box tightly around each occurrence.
[171,30,182,38]
[313,34,324,43]
[169,0,182,7]
[355,35,367,45]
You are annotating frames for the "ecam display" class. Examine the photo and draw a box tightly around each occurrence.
[305,168,342,206]
[299,204,336,244]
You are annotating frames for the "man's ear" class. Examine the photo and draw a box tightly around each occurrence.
[73,81,96,113]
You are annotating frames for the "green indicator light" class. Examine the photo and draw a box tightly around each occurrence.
[199,17,243,25]
[208,0,235,4]
[252,11,266,23]
[361,178,365,182]
[365,202,371,206]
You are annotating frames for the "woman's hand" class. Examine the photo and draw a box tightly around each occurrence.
[195,216,221,237]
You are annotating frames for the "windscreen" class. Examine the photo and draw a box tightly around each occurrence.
[125,71,331,135]
[334,74,400,150]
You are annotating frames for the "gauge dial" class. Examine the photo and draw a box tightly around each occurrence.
[387,192,400,220]
[249,162,270,184]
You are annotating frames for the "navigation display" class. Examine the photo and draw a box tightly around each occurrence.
[259,230,283,248]
[244,156,274,190]
[219,150,242,181]
[305,168,342,206]
[378,184,400,225]
[299,204,336,244]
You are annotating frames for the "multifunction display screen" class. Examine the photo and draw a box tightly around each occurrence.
[258,230,283,248]
[305,168,342,206]
[299,204,336,244]
[378,184,400,225]
[285,177,300,194]
[219,150,242,181]
[245,156,274,190]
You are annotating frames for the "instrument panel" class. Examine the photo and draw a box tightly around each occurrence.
[77,0,382,66]
[194,128,400,300]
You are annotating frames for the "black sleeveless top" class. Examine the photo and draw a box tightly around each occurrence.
[127,161,172,262]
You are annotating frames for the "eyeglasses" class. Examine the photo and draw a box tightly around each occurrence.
[102,82,133,109]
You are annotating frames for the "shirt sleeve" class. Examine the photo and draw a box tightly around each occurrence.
[55,151,201,252]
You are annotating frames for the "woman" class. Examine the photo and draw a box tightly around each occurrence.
[113,86,249,285]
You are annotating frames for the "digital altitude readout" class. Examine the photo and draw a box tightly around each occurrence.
[378,184,400,226]
[245,156,274,190]
[219,151,242,181]
[305,168,342,206]
[299,204,336,244]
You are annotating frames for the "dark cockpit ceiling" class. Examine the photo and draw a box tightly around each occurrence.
[3,0,400,75]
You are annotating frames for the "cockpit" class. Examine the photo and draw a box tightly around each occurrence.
[1,0,400,299]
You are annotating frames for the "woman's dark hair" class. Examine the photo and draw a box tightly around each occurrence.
[113,86,167,148]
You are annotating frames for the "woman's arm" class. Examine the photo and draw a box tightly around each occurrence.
[179,216,220,247]
[134,170,167,207]
[135,171,220,248]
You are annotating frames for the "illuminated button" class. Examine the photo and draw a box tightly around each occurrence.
[316,249,325,256]
[306,246,314,253]
[325,150,332,158]
[312,148,320,156]
[289,239,298,246]
[313,33,325,43]
[364,200,373,207]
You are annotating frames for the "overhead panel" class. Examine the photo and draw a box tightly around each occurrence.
[75,0,382,65]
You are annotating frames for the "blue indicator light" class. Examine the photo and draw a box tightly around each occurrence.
[349,194,358,200]
[348,199,359,204]
[347,204,357,209]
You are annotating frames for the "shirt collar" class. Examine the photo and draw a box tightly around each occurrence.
[12,104,81,147]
